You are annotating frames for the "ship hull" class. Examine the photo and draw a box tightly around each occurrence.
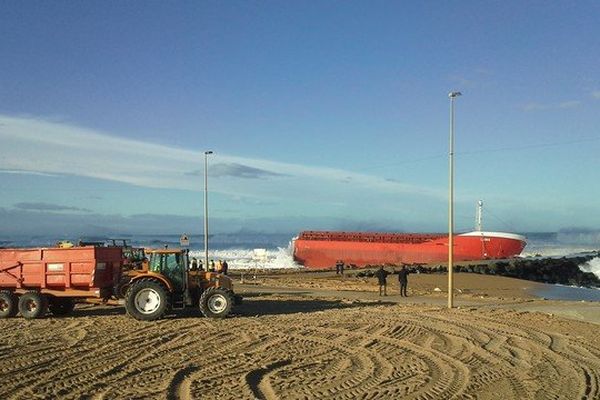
[293,231,526,269]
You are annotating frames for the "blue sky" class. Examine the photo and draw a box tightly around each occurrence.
[1,1,600,236]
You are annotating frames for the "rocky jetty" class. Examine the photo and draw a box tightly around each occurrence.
[459,256,600,288]
[356,253,600,288]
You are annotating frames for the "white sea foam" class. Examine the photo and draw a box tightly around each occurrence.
[520,246,597,258]
[521,230,600,258]
[189,243,303,270]
[579,257,600,279]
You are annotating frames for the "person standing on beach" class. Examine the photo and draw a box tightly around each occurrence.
[339,260,345,276]
[374,266,389,296]
[222,260,229,275]
[398,265,409,297]
[335,260,341,274]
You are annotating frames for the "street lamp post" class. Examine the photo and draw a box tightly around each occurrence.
[204,150,213,270]
[448,91,461,309]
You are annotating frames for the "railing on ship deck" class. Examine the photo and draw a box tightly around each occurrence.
[297,231,445,244]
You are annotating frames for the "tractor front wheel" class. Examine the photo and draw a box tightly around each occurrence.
[199,287,233,318]
[125,279,170,321]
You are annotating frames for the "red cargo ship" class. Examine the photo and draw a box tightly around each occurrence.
[293,230,527,269]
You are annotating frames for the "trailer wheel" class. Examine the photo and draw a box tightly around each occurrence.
[125,279,170,321]
[48,298,75,316]
[199,287,233,318]
[18,292,47,319]
[0,290,18,318]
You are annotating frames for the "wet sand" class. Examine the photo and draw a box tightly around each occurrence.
[241,270,543,299]
[1,272,599,399]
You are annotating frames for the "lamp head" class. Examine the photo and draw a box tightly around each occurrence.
[204,150,213,155]
[448,91,462,98]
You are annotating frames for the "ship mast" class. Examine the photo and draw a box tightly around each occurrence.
[476,200,483,231]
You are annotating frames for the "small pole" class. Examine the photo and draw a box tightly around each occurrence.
[448,91,461,309]
[204,150,213,271]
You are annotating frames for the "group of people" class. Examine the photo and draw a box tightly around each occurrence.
[374,265,409,297]
[189,258,229,275]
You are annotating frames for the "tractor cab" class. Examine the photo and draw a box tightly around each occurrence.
[147,250,188,292]
[120,248,240,321]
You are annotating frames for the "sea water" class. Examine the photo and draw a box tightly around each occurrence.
[519,232,600,301]
[0,232,303,270]
[2,230,599,279]
[534,284,600,302]
[521,231,600,258]
[2,231,600,273]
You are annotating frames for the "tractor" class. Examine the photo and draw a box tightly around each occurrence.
[119,248,240,321]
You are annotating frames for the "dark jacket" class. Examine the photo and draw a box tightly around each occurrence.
[374,268,389,285]
[222,260,229,275]
[398,269,409,283]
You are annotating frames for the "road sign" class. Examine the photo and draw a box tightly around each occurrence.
[180,234,190,247]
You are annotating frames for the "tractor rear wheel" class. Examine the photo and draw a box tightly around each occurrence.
[48,298,75,316]
[125,279,170,321]
[0,290,18,318]
[18,291,47,319]
[199,287,233,318]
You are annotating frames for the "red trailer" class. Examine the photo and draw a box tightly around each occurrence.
[0,246,122,319]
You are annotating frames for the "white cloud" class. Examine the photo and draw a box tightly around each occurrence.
[0,115,445,206]
[521,102,547,111]
[449,68,494,89]
[521,100,582,111]
[557,100,581,109]
[0,169,59,177]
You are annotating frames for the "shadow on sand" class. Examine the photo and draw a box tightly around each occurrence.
[56,293,395,319]
[234,296,396,316]
[70,305,126,317]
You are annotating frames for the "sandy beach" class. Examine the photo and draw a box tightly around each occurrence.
[4,2,600,399]
[243,269,543,299]
[1,272,599,399]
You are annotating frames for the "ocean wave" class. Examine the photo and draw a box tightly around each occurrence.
[520,246,598,258]
[188,244,303,270]
[579,257,600,279]
[556,228,600,245]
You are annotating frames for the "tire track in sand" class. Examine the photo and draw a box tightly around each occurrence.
[167,365,200,400]
[1,299,600,399]
[245,359,292,400]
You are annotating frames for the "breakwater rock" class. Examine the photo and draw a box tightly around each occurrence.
[357,254,600,288]
[459,256,600,288]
